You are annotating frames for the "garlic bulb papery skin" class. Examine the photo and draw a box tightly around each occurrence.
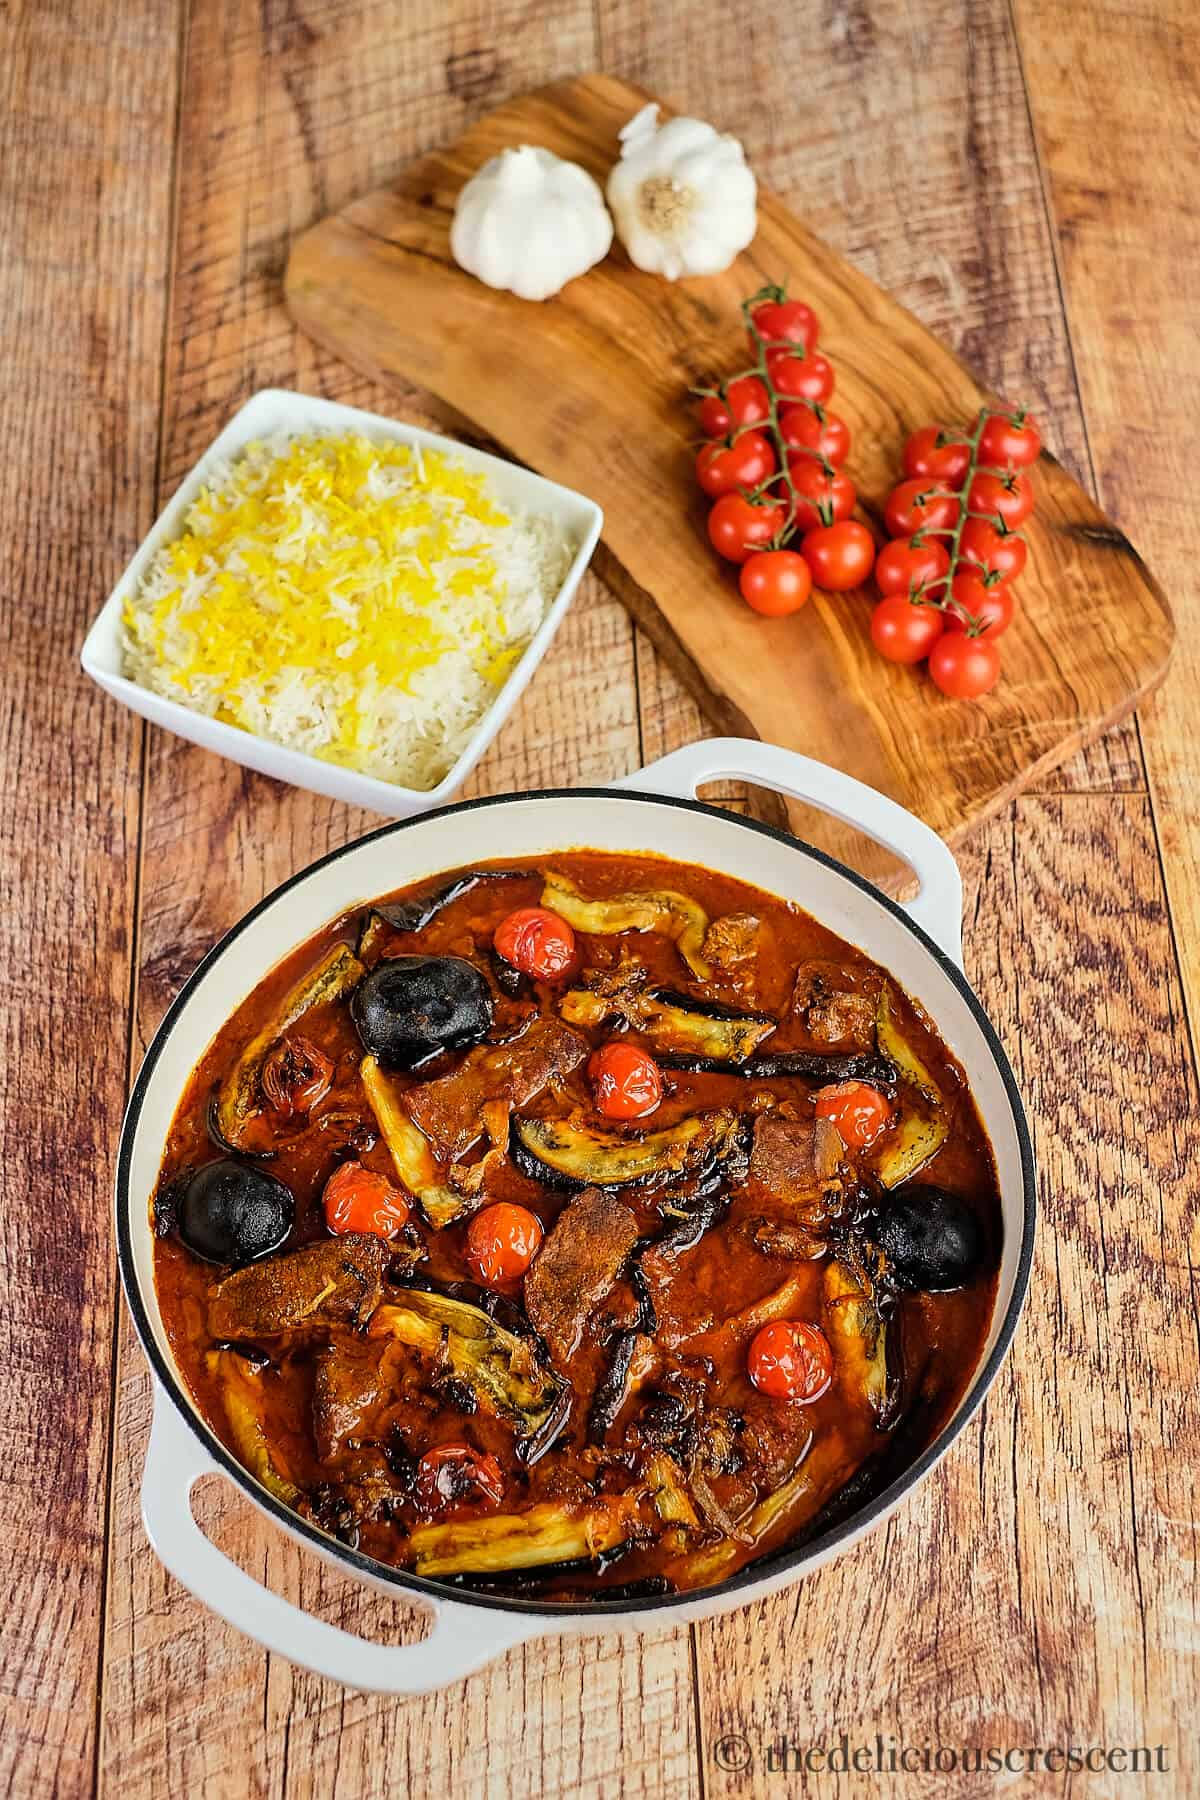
[450,145,614,302]
[606,103,758,281]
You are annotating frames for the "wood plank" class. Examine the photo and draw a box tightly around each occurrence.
[97,4,699,1796]
[0,2,182,1793]
[695,794,1199,1791]
[1011,0,1200,1053]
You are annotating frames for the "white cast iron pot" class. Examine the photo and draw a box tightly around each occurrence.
[116,740,1036,1694]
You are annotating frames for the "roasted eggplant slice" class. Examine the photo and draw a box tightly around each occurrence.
[360,1054,465,1228]
[370,1288,569,1457]
[541,869,712,979]
[212,944,363,1152]
[561,985,775,1061]
[358,870,523,957]
[407,1495,643,1577]
[656,1047,898,1084]
[823,1258,891,1419]
[873,986,949,1189]
[512,1108,742,1191]
[208,1349,302,1506]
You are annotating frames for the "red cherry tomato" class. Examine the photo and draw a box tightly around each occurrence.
[870,595,946,664]
[739,549,813,616]
[959,515,1028,582]
[698,394,732,436]
[766,347,835,405]
[928,633,1002,699]
[814,1080,893,1148]
[695,430,776,498]
[465,1202,544,1287]
[493,906,577,980]
[978,410,1042,468]
[749,297,820,353]
[778,406,851,467]
[726,375,771,427]
[883,479,960,539]
[323,1161,410,1238]
[944,571,1016,639]
[874,534,950,599]
[589,1042,663,1120]
[747,1320,834,1402]
[708,493,786,564]
[902,425,971,485]
[416,1444,506,1514]
[800,520,876,592]
[967,470,1034,529]
[783,458,856,530]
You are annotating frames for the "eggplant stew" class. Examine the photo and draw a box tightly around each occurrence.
[152,852,1001,1600]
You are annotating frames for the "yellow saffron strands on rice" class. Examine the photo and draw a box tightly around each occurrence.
[122,432,574,791]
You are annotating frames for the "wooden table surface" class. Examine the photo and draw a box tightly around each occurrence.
[3,2,1197,1795]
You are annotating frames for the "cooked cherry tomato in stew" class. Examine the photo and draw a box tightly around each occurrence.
[901,425,971,486]
[959,515,1028,582]
[748,1320,834,1402]
[967,470,1034,529]
[708,493,786,564]
[589,1042,664,1120]
[800,520,876,591]
[977,410,1042,468]
[739,549,813,616]
[870,595,946,664]
[416,1444,506,1513]
[465,1202,544,1287]
[815,1080,894,1148]
[696,430,776,499]
[748,297,820,353]
[493,906,577,980]
[322,1161,410,1237]
[778,404,850,467]
[260,1034,333,1118]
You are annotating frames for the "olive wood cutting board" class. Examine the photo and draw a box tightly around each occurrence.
[285,73,1173,869]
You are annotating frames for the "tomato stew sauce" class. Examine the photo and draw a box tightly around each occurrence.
[152,853,1001,1600]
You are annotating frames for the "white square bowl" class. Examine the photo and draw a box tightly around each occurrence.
[80,389,603,815]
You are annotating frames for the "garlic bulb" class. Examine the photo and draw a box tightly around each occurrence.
[450,145,613,302]
[606,104,757,281]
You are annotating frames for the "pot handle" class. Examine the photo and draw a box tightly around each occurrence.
[141,1387,541,1693]
[616,738,963,966]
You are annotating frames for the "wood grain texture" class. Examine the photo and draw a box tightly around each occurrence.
[285,70,1173,878]
[0,2,182,1793]
[97,4,699,1797]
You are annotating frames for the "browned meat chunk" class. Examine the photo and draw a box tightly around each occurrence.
[740,1396,816,1489]
[208,1235,387,1340]
[523,1187,640,1366]
[750,1115,844,1204]
[408,1018,587,1159]
[747,1218,825,1261]
[701,913,759,970]
[790,961,877,1050]
[312,1337,395,1462]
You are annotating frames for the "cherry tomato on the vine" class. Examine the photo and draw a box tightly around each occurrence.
[697,394,733,437]
[465,1202,544,1287]
[494,906,577,980]
[784,458,856,530]
[708,492,786,563]
[959,515,1028,582]
[749,297,820,353]
[748,1320,834,1402]
[814,1080,893,1148]
[978,410,1042,468]
[739,549,813,616]
[902,425,972,485]
[967,470,1034,529]
[944,571,1016,639]
[874,534,950,599]
[766,347,835,405]
[415,1444,506,1514]
[725,375,771,427]
[322,1161,410,1238]
[779,405,851,467]
[589,1042,664,1120]
[928,632,1002,699]
[883,479,960,539]
[695,430,775,499]
[800,520,875,592]
[870,595,946,664]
